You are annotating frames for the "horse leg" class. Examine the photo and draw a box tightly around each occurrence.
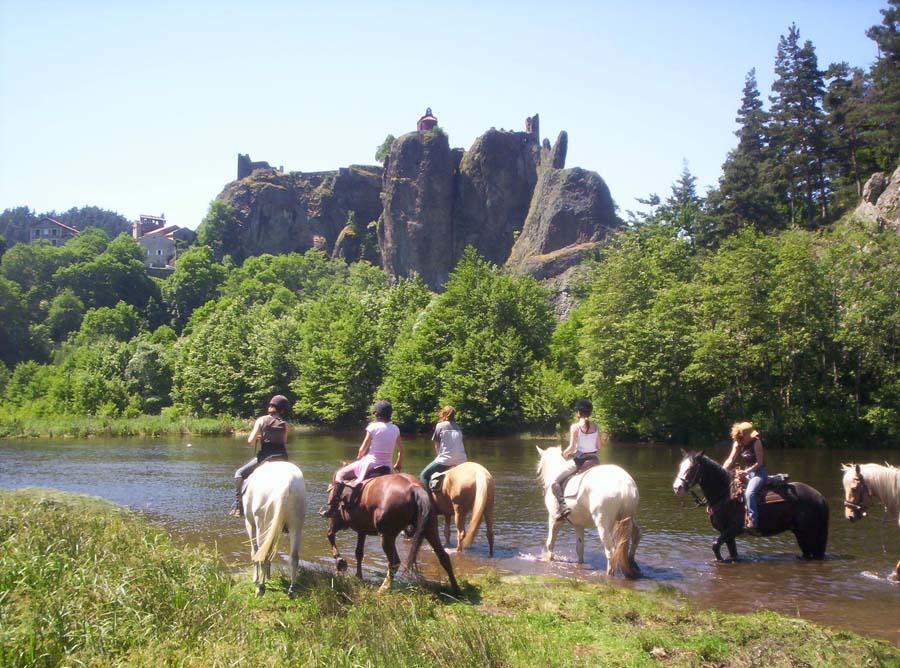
[575,526,585,564]
[424,522,461,596]
[443,513,451,548]
[597,519,615,576]
[894,558,899,579]
[454,505,466,553]
[725,535,739,562]
[544,514,562,561]
[377,531,401,594]
[327,525,347,573]
[288,525,302,597]
[712,533,725,562]
[355,532,366,579]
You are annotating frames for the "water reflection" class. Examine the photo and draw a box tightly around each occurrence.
[0,433,897,645]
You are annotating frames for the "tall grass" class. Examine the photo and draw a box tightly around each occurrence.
[1,489,897,667]
[0,415,247,439]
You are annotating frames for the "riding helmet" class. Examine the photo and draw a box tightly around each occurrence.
[373,400,392,421]
[268,395,291,413]
[574,398,593,415]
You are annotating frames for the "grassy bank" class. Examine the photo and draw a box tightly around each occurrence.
[0,414,248,439]
[1,488,897,667]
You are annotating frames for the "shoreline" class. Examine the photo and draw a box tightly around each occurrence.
[2,487,897,665]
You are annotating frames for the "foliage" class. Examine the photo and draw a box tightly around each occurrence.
[163,245,226,331]
[45,288,85,341]
[195,199,240,262]
[375,133,396,162]
[0,277,31,366]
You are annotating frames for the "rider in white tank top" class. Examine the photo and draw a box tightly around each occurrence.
[576,428,599,455]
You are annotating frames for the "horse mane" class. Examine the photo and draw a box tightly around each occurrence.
[844,463,900,517]
[536,446,567,489]
[695,452,732,489]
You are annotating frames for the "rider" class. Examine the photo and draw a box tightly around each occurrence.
[552,399,601,521]
[419,405,467,491]
[321,400,403,516]
[230,394,290,518]
[723,421,767,531]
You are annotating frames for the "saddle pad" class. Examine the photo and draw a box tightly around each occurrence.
[761,490,787,505]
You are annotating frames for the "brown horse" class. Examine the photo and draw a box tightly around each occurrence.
[325,473,461,595]
[431,462,495,556]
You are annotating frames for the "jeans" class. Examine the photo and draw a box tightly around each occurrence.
[419,460,451,487]
[745,465,768,527]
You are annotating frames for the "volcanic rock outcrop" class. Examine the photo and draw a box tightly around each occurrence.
[216,165,382,261]
[855,165,900,232]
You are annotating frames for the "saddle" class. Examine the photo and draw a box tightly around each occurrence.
[239,454,287,496]
[729,473,792,505]
[560,459,600,499]
[430,470,449,492]
[327,465,393,517]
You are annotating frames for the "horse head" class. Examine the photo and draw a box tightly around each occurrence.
[841,463,870,522]
[535,445,566,488]
[672,449,705,496]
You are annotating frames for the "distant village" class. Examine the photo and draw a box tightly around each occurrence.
[28,213,195,274]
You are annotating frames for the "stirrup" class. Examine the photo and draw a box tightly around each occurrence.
[555,505,571,521]
[229,502,243,519]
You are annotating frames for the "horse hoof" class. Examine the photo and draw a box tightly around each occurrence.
[288,585,298,598]
[256,584,266,597]
[336,558,348,573]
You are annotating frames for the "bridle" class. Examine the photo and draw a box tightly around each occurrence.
[676,457,707,507]
[844,469,871,519]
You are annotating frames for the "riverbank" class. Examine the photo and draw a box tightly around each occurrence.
[2,488,897,667]
[0,414,249,439]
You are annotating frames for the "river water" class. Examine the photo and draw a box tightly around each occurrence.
[1,433,897,644]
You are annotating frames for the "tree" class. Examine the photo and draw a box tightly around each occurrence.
[50,206,130,238]
[709,69,780,236]
[196,200,240,262]
[163,245,226,331]
[0,277,31,366]
[866,0,900,166]
[46,288,85,341]
[0,206,37,244]
[375,134,396,163]
[76,302,141,343]
[124,341,173,413]
[767,24,830,226]
[824,62,875,200]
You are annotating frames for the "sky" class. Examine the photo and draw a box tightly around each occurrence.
[0,1,889,230]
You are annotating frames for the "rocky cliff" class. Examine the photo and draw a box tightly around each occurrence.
[216,165,382,261]
[218,113,621,298]
[854,166,900,232]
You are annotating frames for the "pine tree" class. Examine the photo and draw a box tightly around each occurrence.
[710,69,779,236]
[824,62,876,199]
[866,0,900,167]
[767,24,829,226]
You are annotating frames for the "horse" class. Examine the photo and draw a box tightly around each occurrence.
[841,463,900,578]
[673,450,829,561]
[242,460,306,596]
[430,462,495,556]
[325,473,461,595]
[535,446,641,578]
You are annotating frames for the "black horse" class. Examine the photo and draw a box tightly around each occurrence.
[673,450,829,561]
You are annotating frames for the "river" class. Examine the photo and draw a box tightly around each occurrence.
[1,433,897,645]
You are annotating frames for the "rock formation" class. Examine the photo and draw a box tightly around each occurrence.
[216,165,382,261]
[855,166,900,232]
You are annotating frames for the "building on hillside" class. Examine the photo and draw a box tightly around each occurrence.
[237,153,284,180]
[28,217,78,246]
[132,213,195,269]
[416,107,438,132]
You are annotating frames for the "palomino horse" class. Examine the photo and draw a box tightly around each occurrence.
[431,462,495,556]
[673,450,828,561]
[535,446,641,578]
[325,473,461,595]
[242,460,306,596]
[841,463,900,578]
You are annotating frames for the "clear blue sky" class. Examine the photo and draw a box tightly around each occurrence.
[0,1,887,230]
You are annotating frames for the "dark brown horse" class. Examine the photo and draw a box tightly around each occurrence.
[325,473,461,595]
[673,450,829,561]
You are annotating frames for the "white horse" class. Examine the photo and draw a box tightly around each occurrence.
[841,463,900,578]
[243,460,306,596]
[536,446,641,578]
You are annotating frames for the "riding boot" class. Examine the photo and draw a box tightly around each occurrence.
[551,482,570,520]
[230,478,244,518]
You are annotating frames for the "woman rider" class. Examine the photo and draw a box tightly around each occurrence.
[723,421,766,531]
[551,399,601,521]
[230,394,290,518]
[419,405,467,491]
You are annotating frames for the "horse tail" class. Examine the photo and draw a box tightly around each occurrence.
[461,467,493,550]
[252,481,290,564]
[404,484,434,573]
[610,517,641,579]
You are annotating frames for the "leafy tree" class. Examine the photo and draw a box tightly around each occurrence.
[0,277,31,366]
[45,288,85,341]
[163,245,226,331]
[196,200,240,261]
[50,206,130,238]
[0,241,65,320]
[76,302,141,343]
[865,0,900,167]
[0,234,6,259]
[375,134,396,162]
[124,341,173,413]
[0,206,37,244]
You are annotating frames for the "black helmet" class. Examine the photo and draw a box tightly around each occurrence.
[269,395,290,413]
[574,398,593,416]
[373,400,392,421]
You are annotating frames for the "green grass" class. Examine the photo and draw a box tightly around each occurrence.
[1,488,897,667]
[0,414,248,439]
